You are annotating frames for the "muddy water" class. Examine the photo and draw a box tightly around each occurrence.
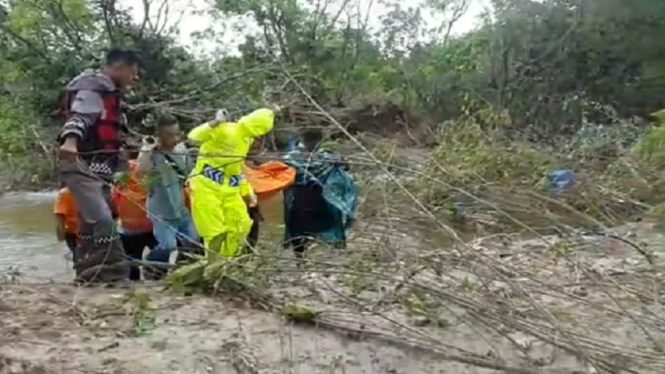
[0,191,285,283]
[0,192,70,282]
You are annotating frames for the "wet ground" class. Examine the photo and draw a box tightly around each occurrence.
[2,192,665,373]
[0,284,468,374]
[0,191,72,282]
[0,191,286,283]
[0,192,460,374]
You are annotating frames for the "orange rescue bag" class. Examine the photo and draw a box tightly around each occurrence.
[244,161,296,200]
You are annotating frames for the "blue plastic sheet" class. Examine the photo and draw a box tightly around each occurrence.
[282,142,358,247]
[547,169,574,190]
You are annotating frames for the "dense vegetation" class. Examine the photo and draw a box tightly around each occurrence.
[4,3,665,371]
[2,0,665,225]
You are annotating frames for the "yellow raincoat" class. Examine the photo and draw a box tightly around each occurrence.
[187,108,275,257]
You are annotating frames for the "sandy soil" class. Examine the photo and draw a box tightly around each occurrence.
[0,284,482,374]
[2,220,665,374]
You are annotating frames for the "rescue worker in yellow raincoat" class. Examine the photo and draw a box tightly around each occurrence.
[187,106,277,257]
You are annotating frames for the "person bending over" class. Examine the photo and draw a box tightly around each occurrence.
[283,129,357,258]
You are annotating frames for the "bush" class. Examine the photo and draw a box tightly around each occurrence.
[430,108,555,186]
[420,107,664,232]
[0,98,55,189]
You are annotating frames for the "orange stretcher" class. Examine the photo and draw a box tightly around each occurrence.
[244,161,296,200]
[112,160,152,233]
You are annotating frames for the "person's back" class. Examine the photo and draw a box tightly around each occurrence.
[283,129,357,257]
[194,122,255,196]
[113,160,151,233]
[145,143,190,218]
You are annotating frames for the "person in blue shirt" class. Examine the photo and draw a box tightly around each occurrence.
[136,115,199,279]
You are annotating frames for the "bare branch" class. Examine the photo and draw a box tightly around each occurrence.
[321,0,353,39]
[131,65,276,110]
[47,0,87,53]
[154,0,170,36]
[139,0,151,37]
[441,0,469,43]
[0,24,49,60]
[425,0,470,43]
[170,0,194,31]
[97,0,118,44]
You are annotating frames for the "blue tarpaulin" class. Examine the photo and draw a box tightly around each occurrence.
[547,169,575,190]
[282,138,358,247]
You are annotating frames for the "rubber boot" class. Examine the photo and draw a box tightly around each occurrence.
[74,235,129,284]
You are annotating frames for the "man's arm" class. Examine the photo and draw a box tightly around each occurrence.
[136,149,153,174]
[188,121,216,143]
[58,90,103,142]
[237,108,275,138]
[175,142,194,173]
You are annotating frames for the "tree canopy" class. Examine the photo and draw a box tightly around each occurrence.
[2,0,665,183]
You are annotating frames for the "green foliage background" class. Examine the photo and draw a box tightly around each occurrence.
[3,0,665,198]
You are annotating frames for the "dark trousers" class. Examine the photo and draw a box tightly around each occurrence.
[64,233,78,263]
[247,206,261,250]
[121,232,157,281]
[290,237,309,258]
[59,158,128,283]
[285,184,328,258]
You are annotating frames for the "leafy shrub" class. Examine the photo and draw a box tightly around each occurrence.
[420,107,665,232]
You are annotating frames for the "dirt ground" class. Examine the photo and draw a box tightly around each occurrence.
[3,220,665,374]
[0,283,495,374]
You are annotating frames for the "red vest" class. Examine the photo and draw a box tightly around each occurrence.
[61,90,124,151]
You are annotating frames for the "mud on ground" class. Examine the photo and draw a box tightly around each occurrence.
[0,281,570,374]
[2,220,665,374]
[0,283,476,374]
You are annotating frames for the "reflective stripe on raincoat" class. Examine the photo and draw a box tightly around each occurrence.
[187,108,274,257]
